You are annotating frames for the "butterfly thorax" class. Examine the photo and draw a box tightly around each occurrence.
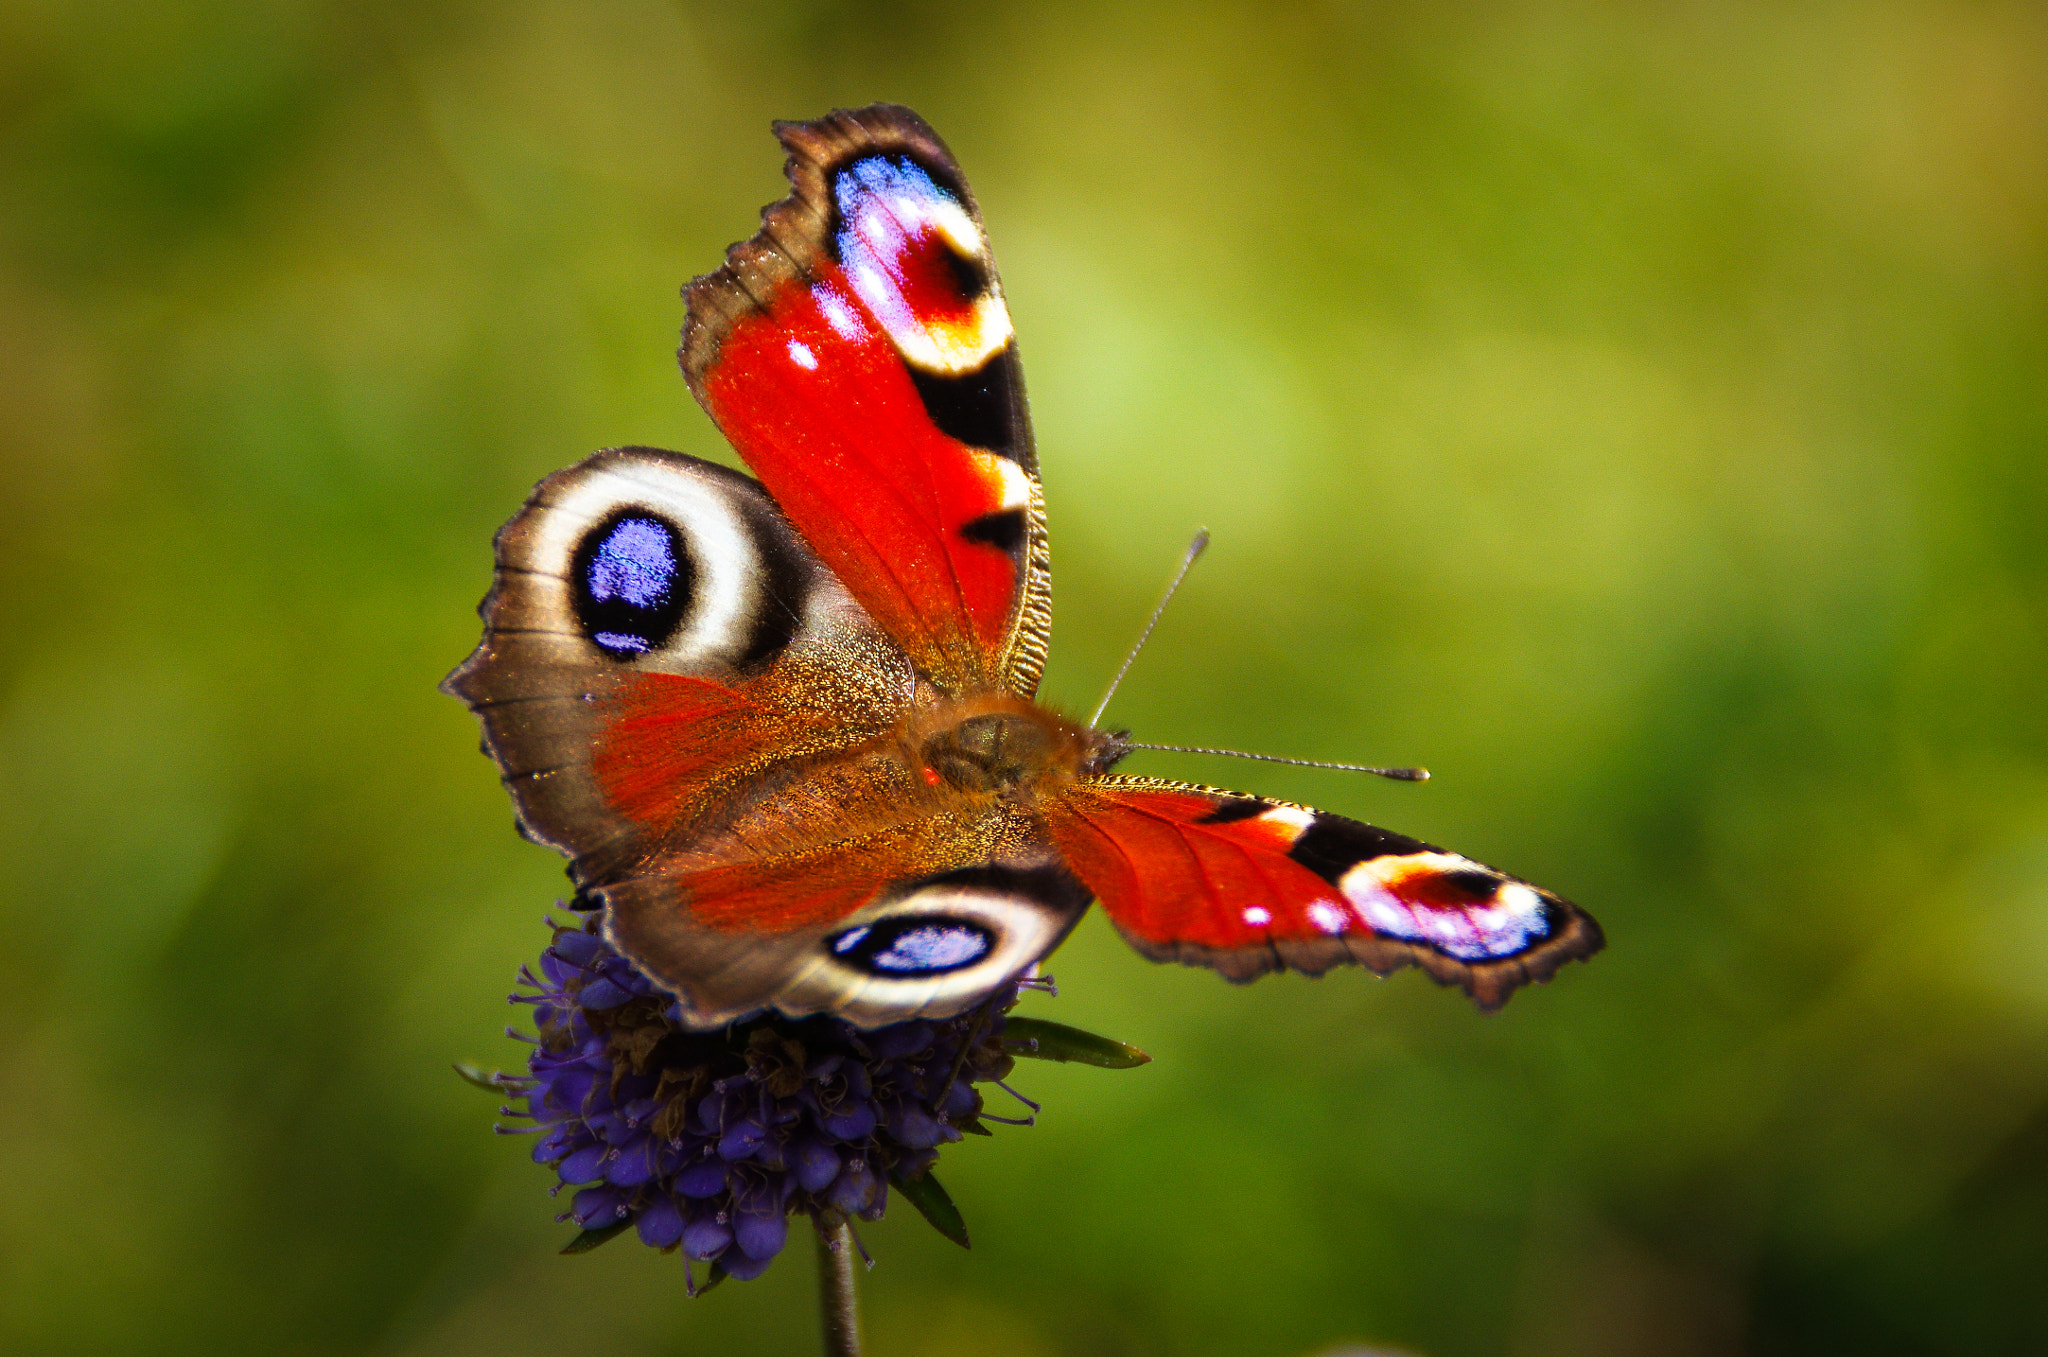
[907,694,1127,800]
[628,692,1122,878]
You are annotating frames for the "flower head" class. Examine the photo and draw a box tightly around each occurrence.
[492,908,1035,1283]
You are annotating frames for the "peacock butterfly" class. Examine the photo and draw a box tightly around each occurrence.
[445,104,1602,1029]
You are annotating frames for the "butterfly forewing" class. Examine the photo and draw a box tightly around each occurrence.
[1041,777,1603,1011]
[680,104,1052,696]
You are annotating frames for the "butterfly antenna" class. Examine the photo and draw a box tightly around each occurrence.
[1088,529,1210,728]
[1127,742,1430,782]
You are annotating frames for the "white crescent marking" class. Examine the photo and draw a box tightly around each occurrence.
[530,457,763,672]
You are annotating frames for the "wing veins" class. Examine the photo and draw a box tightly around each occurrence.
[745,366,979,678]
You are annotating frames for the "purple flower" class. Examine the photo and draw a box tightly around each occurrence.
[493,910,1034,1284]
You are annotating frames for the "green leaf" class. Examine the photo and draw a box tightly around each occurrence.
[1001,1017,1151,1068]
[890,1169,970,1249]
[559,1219,632,1254]
[453,1061,511,1092]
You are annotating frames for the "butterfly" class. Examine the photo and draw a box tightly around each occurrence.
[445,104,1602,1029]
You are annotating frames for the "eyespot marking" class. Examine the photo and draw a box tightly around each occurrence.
[1342,856,1557,961]
[830,153,1012,375]
[571,510,694,660]
[826,915,996,976]
[1287,813,1434,885]
[813,284,866,341]
[1436,868,1507,901]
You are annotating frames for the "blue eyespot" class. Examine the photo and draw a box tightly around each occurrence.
[874,926,987,972]
[834,155,957,253]
[570,511,692,660]
[826,915,994,976]
[587,516,674,607]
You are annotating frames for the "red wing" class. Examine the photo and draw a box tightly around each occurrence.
[1041,777,1602,1012]
[680,104,1051,696]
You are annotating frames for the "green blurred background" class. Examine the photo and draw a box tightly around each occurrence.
[3,2,2045,1354]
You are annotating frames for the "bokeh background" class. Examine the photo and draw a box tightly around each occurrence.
[4,2,2046,1354]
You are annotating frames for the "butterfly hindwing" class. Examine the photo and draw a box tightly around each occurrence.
[442,445,913,886]
[680,104,1052,696]
[604,819,1092,1028]
[1042,777,1603,1011]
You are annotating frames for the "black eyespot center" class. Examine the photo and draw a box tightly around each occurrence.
[570,509,694,660]
[1439,868,1506,902]
[827,915,996,976]
[942,244,989,300]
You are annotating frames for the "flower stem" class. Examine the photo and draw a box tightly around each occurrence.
[815,1218,863,1357]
